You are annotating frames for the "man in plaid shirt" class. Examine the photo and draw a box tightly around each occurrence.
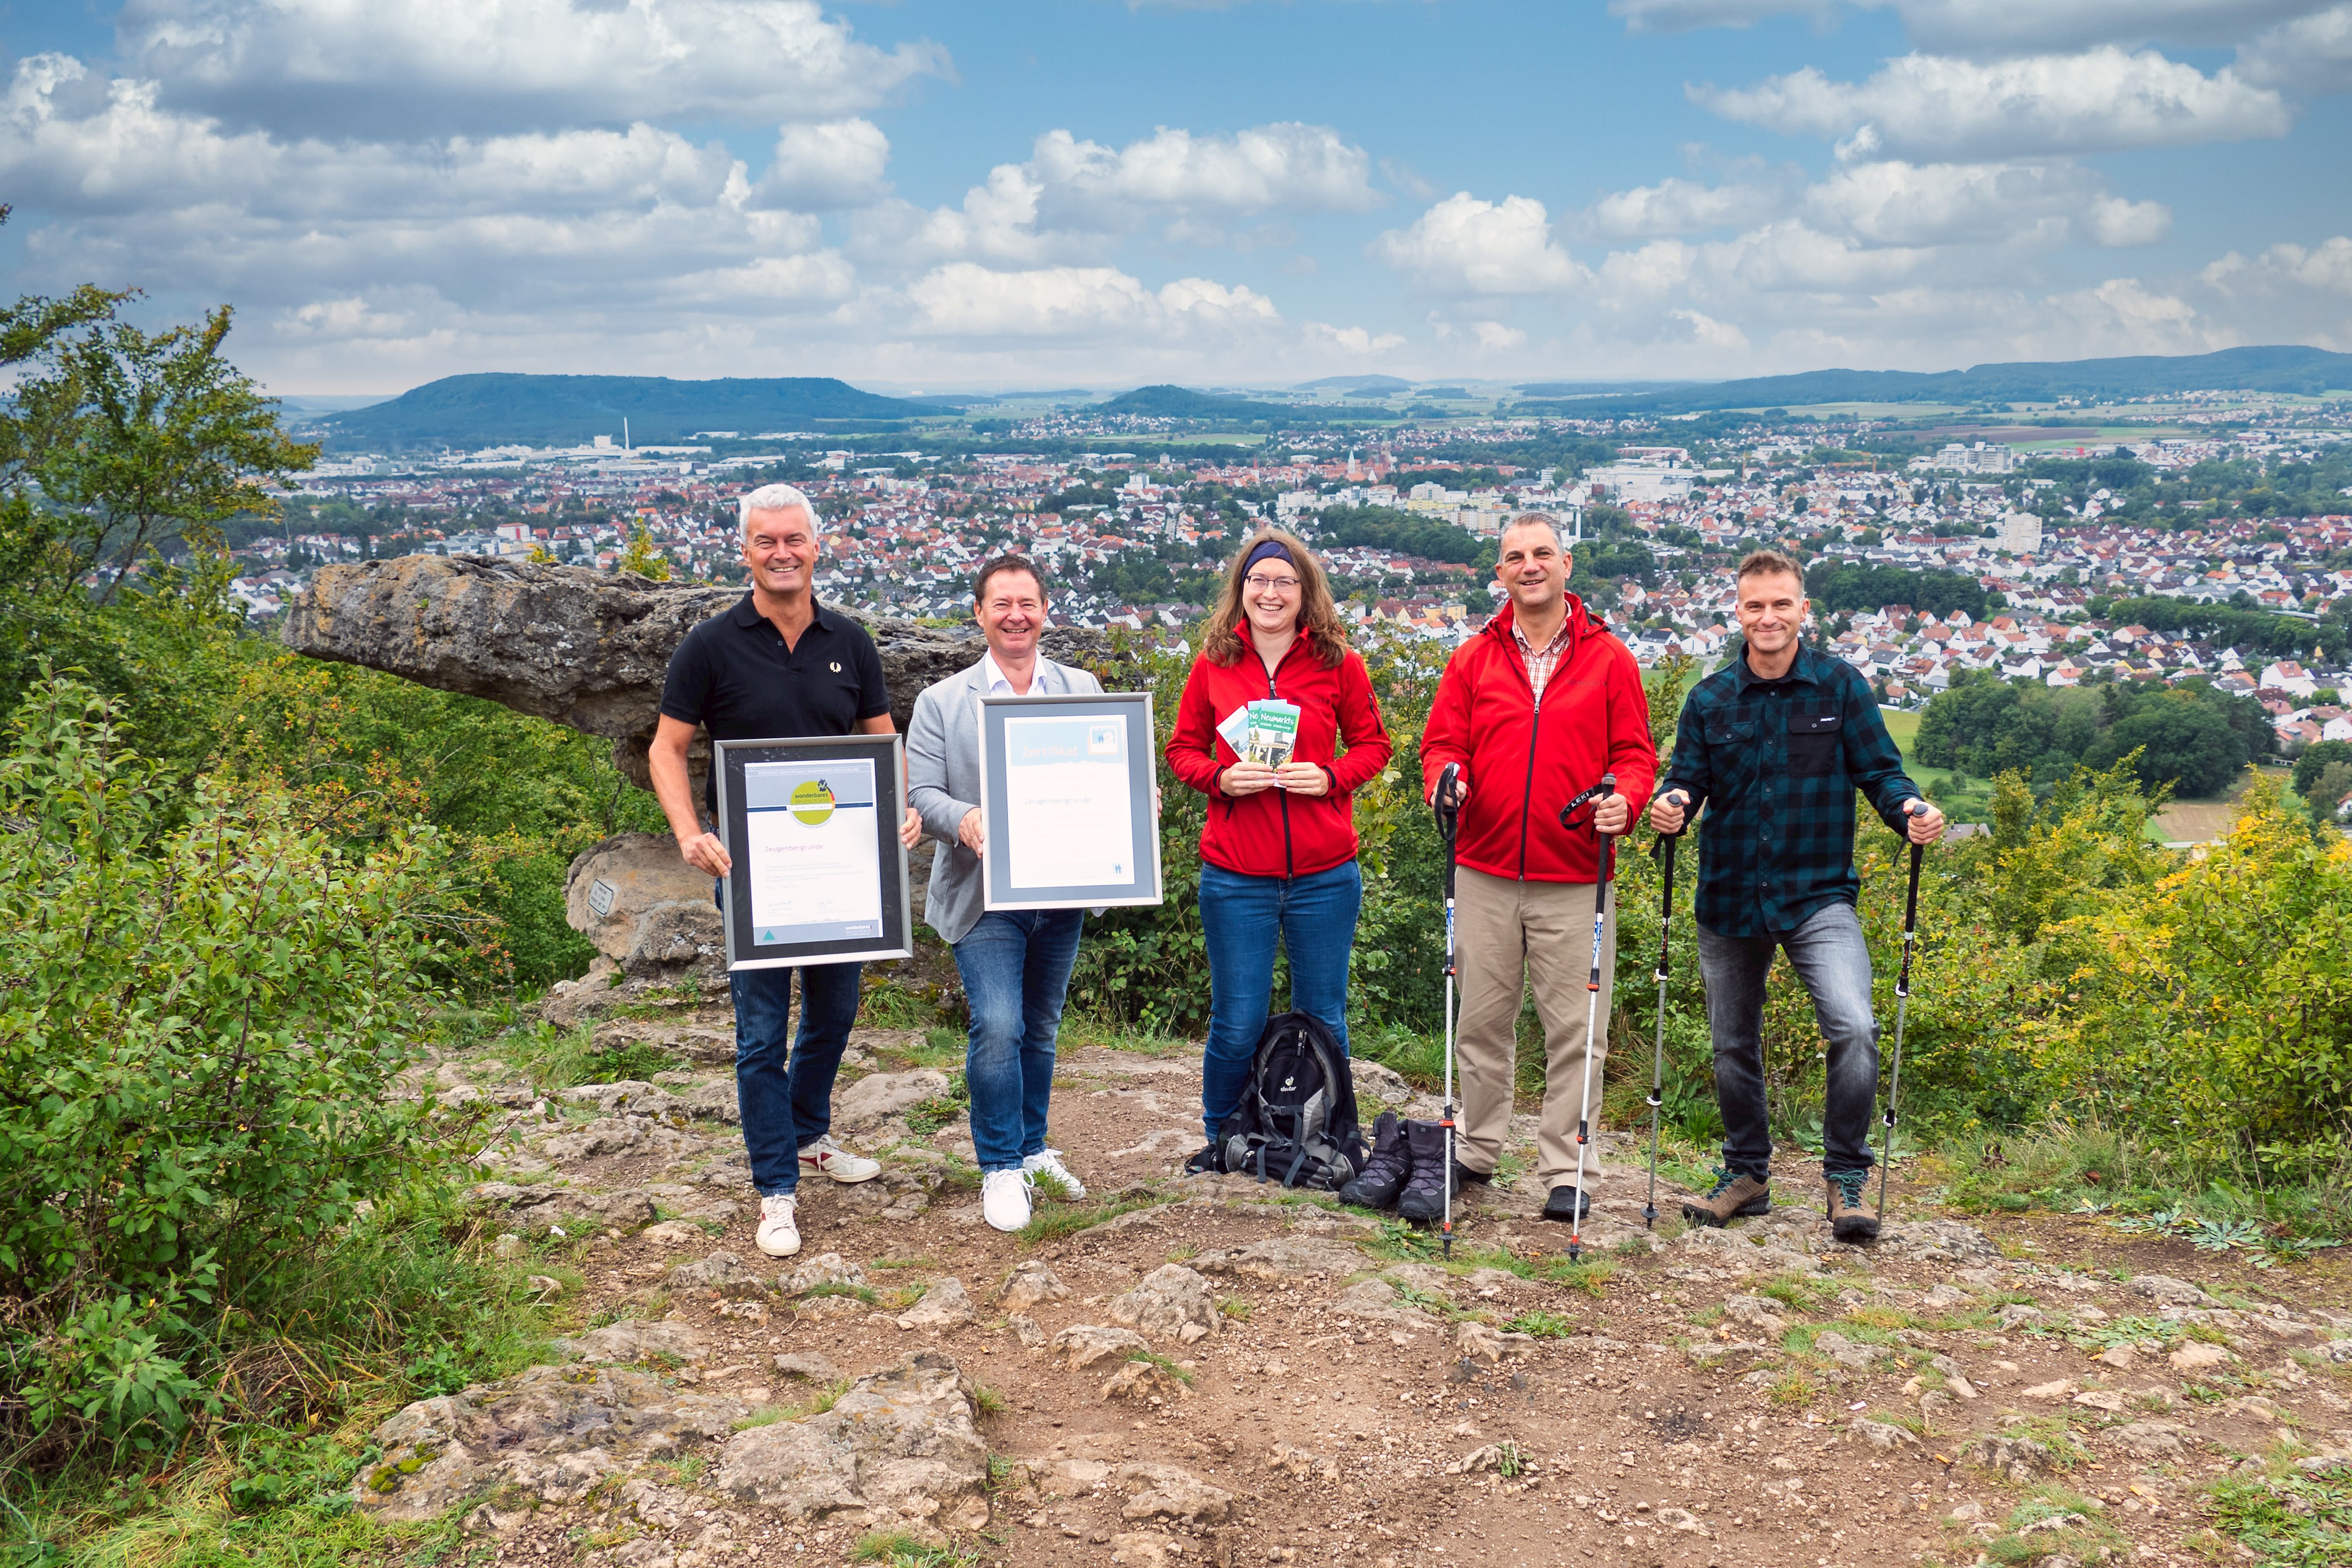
[1649,549,1943,1242]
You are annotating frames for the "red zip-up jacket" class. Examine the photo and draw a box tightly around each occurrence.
[1166,634,1393,878]
[1419,595,1656,884]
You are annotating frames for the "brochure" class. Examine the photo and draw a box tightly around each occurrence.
[1244,699,1301,767]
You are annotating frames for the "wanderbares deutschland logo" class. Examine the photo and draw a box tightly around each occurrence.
[791,779,836,826]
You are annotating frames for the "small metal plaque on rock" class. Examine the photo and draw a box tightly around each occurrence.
[587,878,618,917]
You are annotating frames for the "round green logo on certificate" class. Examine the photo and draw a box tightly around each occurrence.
[790,779,835,825]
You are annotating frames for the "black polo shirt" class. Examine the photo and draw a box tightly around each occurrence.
[659,594,891,818]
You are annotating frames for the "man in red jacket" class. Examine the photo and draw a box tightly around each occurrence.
[1421,513,1657,1224]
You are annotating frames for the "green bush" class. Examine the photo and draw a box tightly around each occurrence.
[0,680,452,1457]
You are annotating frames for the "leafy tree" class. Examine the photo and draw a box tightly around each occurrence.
[1806,560,1987,620]
[2292,740,2352,803]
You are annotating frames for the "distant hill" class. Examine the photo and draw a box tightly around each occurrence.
[312,373,955,449]
[1585,346,2352,413]
[1515,380,1698,397]
[1094,384,1313,422]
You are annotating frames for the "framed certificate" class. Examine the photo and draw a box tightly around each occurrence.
[713,734,913,971]
[978,692,1163,913]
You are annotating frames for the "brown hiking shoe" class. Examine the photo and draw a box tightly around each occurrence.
[1680,1168,1770,1227]
[1826,1170,1879,1243]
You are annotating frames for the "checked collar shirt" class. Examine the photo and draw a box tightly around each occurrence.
[1657,641,1922,938]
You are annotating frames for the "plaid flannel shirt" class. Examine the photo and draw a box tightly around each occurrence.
[1657,642,1921,938]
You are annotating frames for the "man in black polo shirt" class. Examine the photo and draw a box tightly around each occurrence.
[652,483,921,1260]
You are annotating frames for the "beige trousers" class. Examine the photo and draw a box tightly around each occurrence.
[1452,865,1618,1190]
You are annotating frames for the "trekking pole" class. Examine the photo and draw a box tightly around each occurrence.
[1643,793,1688,1230]
[1434,763,1462,1260]
[1876,803,1927,1224]
[1556,773,1619,1263]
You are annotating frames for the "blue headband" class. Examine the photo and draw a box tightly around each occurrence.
[1242,539,1295,576]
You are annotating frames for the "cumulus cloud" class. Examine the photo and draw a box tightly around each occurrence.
[116,0,951,137]
[902,263,1278,342]
[1372,193,1587,295]
[1801,160,2168,247]
[1699,48,2292,160]
[752,119,891,211]
[1028,123,1381,223]
[1581,176,1786,239]
[2236,3,2352,93]
[1615,0,2330,55]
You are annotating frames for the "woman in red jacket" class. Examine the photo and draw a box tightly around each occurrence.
[1166,529,1392,1163]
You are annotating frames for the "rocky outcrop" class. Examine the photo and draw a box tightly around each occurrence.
[280,555,1117,792]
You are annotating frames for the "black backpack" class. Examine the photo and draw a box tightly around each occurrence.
[1214,1012,1365,1190]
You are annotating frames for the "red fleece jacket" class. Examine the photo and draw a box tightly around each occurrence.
[1419,596,1656,884]
[1165,635,1392,878]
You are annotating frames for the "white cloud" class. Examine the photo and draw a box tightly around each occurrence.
[2204,237,2352,299]
[1582,176,1785,239]
[117,0,951,136]
[1615,0,2331,55]
[1028,123,1380,223]
[903,263,1278,342]
[752,119,891,211]
[2236,4,2352,93]
[1372,193,1587,295]
[1700,48,2292,159]
[1802,160,2168,247]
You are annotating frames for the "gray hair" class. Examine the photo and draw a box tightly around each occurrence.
[1499,511,1566,550]
[738,482,822,542]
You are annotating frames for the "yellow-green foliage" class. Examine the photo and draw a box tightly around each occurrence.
[2025,777,2352,1161]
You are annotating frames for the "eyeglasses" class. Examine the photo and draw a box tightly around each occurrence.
[1243,574,1302,593]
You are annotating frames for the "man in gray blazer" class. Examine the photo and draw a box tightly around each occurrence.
[907,554,1102,1232]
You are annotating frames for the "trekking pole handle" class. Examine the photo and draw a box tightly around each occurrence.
[1653,815,1680,983]
[1434,762,1460,843]
[1896,803,1925,999]
[1558,772,1618,831]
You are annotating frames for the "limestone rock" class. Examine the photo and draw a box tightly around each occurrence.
[280,555,1114,789]
[1101,1358,1188,1402]
[1916,1283,1971,1309]
[640,1219,713,1246]
[835,1070,950,1131]
[1447,1443,1533,1475]
[774,1352,843,1383]
[1108,1534,1178,1566]
[2109,1420,2196,1463]
[2130,1274,2220,1309]
[1875,1219,2001,1263]
[555,1317,713,1365]
[1051,1323,1151,1370]
[780,1253,869,1295]
[1117,1464,1232,1524]
[2169,1341,2234,1372]
[993,1260,1070,1314]
[1811,1331,1881,1374]
[1966,1433,2057,1484]
[1848,1420,1920,1453]
[710,1351,989,1535]
[564,834,718,962]
[1349,1058,1413,1107]
[1193,1236,1370,1281]
[355,1363,747,1522]
[1453,1320,1537,1365]
[562,1081,677,1116]
[1008,1314,1046,1348]
[896,1277,975,1331]
[1265,1442,1339,1482]
[1722,1294,1792,1336]
[665,1251,765,1292]
[1107,1265,1219,1342]
[475,1182,657,1233]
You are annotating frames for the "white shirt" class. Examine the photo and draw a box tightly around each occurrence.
[980,649,1040,696]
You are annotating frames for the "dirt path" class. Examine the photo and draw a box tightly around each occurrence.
[372,1007,2352,1568]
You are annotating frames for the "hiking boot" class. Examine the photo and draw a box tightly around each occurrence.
[1680,1167,1771,1228]
[1452,1158,1493,1187]
[1394,1120,1453,1224]
[1339,1110,1411,1210]
[1184,1143,1222,1176]
[1542,1184,1591,1223]
[1826,1169,1879,1243]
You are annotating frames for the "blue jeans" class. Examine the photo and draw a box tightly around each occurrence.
[953,909,1086,1173]
[1198,860,1361,1140]
[1694,899,1881,1182]
[730,962,863,1197]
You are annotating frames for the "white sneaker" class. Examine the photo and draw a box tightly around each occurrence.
[799,1136,880,1184]
[1022,1148,1086,1200]
[981,1170,1033,1233]
[755,1194,801,1257]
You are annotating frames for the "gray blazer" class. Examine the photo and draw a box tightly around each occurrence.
[907,655,1104,946]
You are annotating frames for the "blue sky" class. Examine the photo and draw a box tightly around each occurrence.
[3,0,2347,394]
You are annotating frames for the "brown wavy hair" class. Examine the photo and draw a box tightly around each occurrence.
[1200,526,1350,668]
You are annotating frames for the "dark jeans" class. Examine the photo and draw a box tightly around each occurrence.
[1694,899,1880,1182]
[953,909,1086,1173]
[730,962,863,1197]
[1198,859,1361,1140]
